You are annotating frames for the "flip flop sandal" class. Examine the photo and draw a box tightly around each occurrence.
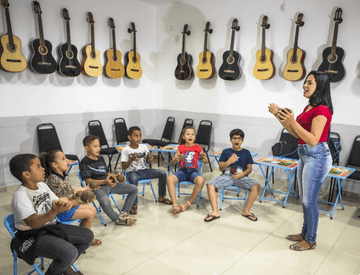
[159,198,172,205]
[204,214,220,222]
[179,201,191,212]
[119,213,137,222]
[115,217,135,226]
[242,213,258,221]
[289,240,316,251]
[286,234,304,242]
[172,204,181,215]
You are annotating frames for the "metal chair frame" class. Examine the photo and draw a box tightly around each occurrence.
[195,120,213,172]
[219,185,248,210]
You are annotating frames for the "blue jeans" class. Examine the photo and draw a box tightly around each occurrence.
[297,142,332,243]
[94,182,138,221]
[35,224,93,275]
[127,169,167,203]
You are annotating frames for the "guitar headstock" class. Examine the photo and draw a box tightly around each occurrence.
[32,1,42,14]
[87,12,94,24]
[182,24,190,36]
[128,22,137,33]
[296,13,304,27]
[108,18,115,29]
[1,0,9,8]
[261,15,270,29]
[62,8,70,21]
[204,21,213,34]
[334,8,343,24]
[231,18,240,31]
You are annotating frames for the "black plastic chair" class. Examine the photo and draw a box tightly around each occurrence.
[346,135,360,181]
[195,120,213,172]
[113,118,129,170]
[88,120,118,172]
[37,123,79,162]
[327,132,342,201]
[142,116,175,166]
[177,118,194,143]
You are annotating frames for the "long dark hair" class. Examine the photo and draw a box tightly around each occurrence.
[178,126,196,145]
[305,70,333,114]
[39,150,61,179]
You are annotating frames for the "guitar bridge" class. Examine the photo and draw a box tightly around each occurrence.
[224,70,235,73]
[89,66,99,69]
[324,70,338,74]
[65,65,77,69]
[38,62,52,66]
[257,69,269,72]
[200,69,209,72]
[6,59,22,63]
[131,69,139,72]
[111,69,121,71]
[287,70,299,72]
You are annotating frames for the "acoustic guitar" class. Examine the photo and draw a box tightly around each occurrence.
[218,19,241,81]
[30,1,56,74]
[175,24,193,80]
[196,21,215,79]
[318,8,345,82]
[104,18,125,79]
[81,12,102,77]
[283,13,306,81]
[253,15,275,80]
[58,8,81,77]
[0,0,26,72]
[124,22,142,79]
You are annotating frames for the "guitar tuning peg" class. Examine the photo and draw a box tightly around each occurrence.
[300,21,305,26]
[266,23,270,29]
[209,29,213,34]
[236,26,240,31]
[187,30,191,35]
[127,28,132,33]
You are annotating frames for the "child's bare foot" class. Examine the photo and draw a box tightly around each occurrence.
[91,238,102,246]
[179,201,191,212]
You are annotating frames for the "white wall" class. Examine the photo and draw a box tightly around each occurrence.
[0,0,159,117]
[155,0,360,125]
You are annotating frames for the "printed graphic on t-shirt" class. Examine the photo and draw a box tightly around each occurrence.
[33,192,52,216]
[129,152,146,170]
[87,165,107,173]
[184,151,196,168]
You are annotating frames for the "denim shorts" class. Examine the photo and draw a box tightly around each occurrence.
[57,205,79,222]
[174,168,200,183]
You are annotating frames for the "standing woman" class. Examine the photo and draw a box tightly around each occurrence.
[268,70,333,251]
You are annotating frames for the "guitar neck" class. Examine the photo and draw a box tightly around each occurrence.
[261,27,266,58]
[65,20,71,51]
[229,29,235,58]
[90,23,95,57]
[37,13,45,48]
[202,32,208,61]
[112,28,117,59]
[292,25,300,59]
[181,33,186,60]
[133,31,137,60]
[4,7,14,46]
[330,22,339,56]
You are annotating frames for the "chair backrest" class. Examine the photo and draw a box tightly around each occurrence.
[88,120,109,148]
[178,118,194,142]
[37,123,63,153]
[161,117,175,142]
[4,213,16,238]
[346,135,360,167]
[328,132,341,165]
[279,128,299,145]
[195,120,212,152]
[114,118,129,144]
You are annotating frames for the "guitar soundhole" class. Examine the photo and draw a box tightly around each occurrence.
[226,56,234,65]
[202,58,207,64]
[38,46,48,56]
[66,50,74,59]
[260,56,267,63]
[180,59,186,66]
[112,56,118,62]
[6,42,16,53]
[291,56,298,64]
[132,57,138,63]
[91,53,96,59]
[327,54,338,64]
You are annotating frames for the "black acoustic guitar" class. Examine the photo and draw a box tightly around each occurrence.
[218,19,241,81]
[318,8,345,82]
[30,1,56,74]
[58,8,81,77]
[175,24,193,80]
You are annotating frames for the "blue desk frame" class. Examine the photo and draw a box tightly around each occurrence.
[255,156,298,208]
[157,144,179,175]
[318,166,355,219]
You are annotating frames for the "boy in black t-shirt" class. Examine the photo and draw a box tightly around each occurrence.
[204,129,260,222]
[80,135,138,225]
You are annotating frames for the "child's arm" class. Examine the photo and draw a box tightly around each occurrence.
[24,198,72,228]
[122,154,138,170]
[84,177,112,187]
[73,186,90,193]
[170,150,181,165]
[219,153,238,172]
[199,150,208,164]
[231,163,252,180]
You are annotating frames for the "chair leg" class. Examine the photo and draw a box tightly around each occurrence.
[220,189,224,211]
[114,154,121,171]
[205,151,212,172]
[110,194,121,213]
[107,155,113,172]
[93,201,107,226]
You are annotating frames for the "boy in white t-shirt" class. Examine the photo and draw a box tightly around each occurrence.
[9,154,93,275]
[121,126,171,214]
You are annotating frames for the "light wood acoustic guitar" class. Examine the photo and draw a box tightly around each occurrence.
[218,18,241,81]
[253,15,275,80]
[174,24,193,80]
[104,18,125,79]
[58,8,81,77]
[124,22,142,79]
[29,1,56,74]
[81,12,102,77]
[318,8,345,82]
[0,0,26,72]
[196,21,215,79]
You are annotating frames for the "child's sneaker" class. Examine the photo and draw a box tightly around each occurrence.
[115,216,135,226]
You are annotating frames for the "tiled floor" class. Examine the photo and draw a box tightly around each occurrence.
[0,163,359,275]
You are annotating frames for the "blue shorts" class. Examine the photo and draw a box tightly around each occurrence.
[174,168,200,183]
[57,205,80,222]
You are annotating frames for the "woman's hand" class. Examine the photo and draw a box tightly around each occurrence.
[277,108,295,125]
[268,103,280,115]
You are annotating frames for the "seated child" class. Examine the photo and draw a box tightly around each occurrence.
[9,154,93,275]
[40,150,101,246]
[167,126,208,214]
[121,126,170,214]
[204,128,260,222]
[80,135,137,225]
